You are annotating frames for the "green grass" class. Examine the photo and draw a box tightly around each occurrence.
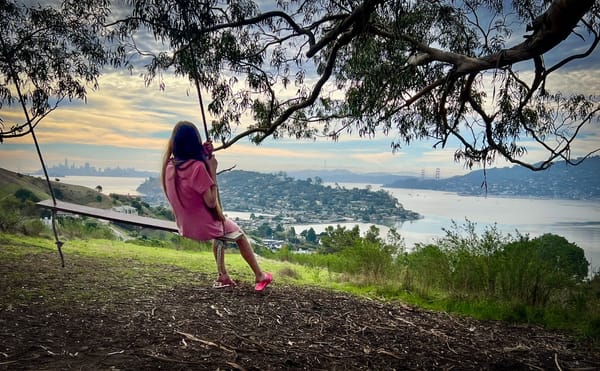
[0,233,341,289]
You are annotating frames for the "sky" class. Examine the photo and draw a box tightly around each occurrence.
[1,2,599,179]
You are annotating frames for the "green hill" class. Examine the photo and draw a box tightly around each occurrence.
[385,156,600,199]
[0,168,174,227]
[0,168,113,208]
[137,169,421,225]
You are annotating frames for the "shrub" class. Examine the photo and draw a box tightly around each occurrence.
[169,234,211,252]
[407,244,450,294]
[0,197,34,233]
[57,217,115,240]
[498,234,589,306]
[340,239,395,280]
[274,245,293,261]
[126,237,169,248]
[420,220,512,297]
[14,188,40,203]
[318,225,361,254]
[0,208,21,233]
[20,219,48,236]
[53,188,64,200]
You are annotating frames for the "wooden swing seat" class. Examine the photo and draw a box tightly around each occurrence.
[37,199,178,232]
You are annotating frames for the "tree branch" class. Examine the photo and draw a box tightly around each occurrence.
[216,25,360,150]
[404,0,595,75]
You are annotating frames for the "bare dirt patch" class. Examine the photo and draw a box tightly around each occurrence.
[1,246,599,370]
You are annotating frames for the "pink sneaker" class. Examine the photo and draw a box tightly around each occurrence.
[254,272,272,292]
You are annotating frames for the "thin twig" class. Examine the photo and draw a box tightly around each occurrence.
[176,331,235,353]
[144,352,204,364]
[554,353,563,371]
[217,165,236,175]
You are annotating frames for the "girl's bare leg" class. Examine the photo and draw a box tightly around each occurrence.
[236,235,268,282]
[212,240,228,278]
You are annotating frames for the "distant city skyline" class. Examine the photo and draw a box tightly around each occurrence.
[34,158,157,175]
[31,156,455,179]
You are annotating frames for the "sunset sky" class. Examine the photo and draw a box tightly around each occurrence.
[1,3,599,178]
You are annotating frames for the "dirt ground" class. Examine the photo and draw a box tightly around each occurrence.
[1,248,599,371]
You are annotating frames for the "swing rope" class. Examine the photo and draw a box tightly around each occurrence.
[184,15,224,210]
[194,73,210,143]
[185,16,229,271]
[1,30,65,266]
[27,120,65,267]
[27,119,65,266]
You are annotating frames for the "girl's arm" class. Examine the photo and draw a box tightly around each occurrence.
[203,184,219,208]
[202,156,219,208]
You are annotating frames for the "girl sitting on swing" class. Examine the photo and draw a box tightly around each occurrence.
[161,121,272,291]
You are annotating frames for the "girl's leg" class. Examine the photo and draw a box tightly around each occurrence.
[236,235,269,282]
[212,239,228,279]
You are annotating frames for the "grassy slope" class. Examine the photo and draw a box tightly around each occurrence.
[0,167,113,208]
[0,233,339,293]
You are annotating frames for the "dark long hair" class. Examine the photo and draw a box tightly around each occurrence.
[161,121,203,192]
[161,121,225,221]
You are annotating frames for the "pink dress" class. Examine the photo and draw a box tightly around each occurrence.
[164,159,240,241]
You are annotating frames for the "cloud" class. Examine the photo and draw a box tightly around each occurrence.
[220,143,323,160]
[545,69,600,95]
[215,140,347,172]
[5,70,204,149]
[348,150,407,168]
[0,147,41,173]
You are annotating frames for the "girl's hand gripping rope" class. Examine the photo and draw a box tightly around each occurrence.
[203,140,214,159]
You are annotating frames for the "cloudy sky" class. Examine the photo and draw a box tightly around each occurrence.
[1,2,599,178]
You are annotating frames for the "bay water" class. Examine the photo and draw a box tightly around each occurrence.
[301,183,600,272]
[54,175,149,196]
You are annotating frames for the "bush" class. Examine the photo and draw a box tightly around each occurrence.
[407,220,512,297]
[446,222,510,294]
[273,225,401,283]
[14,188,40,203]
[405,222,592,313]
[407,244,450,294]
[0,208,21,233]
[498,234,589,306]
[318,225,361,254]
[20,219,48,237]
[57,217,116,240]
[340,239,395,280]
[279,250,346,272]
[53,188,64,200]
[169,235,211,252]
[126,237,170,248]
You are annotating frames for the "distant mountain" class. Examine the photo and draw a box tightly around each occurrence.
[286,169,413,185]
[138,156,600,202]
[384,156,600,200]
